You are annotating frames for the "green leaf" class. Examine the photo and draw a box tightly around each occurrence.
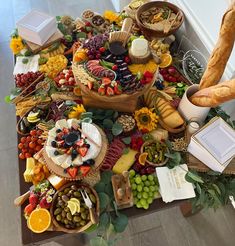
[112,122,123,136]
[76,32,87,39]
[56,16,61,21]
[101,171,113,184]
[98,192,110,210]
[103,119,114,129]
[94,182,105,193]
[98,212,110,229]
[22,58,29,64]
[196,183,202,194]
[165,152,181,163]
[185,171,204,184]
[4,95,11,104]
[113,213,128,233]
[212,184,221,195]
[104,183,114,198]
[107,133,114,143]
[105,109,114,117]
[207,170,221,176]
[84,224,98,233]
[113,111,119,120]
[122,148,129,155]
[122,137,131,145]
[80,112,93,119]
[90,236,108,246]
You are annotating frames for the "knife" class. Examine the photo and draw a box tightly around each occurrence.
[14,185,34,207]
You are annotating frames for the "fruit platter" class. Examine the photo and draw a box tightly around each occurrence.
[7,1,235,245]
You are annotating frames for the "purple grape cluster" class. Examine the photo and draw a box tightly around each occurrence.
[83,33,109,59]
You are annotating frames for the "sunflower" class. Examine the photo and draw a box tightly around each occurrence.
[103,10,122,24]
[68,104,86,119]
[134,107,158,132]
[10,36,24,54]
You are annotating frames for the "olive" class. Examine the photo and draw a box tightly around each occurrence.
[68,190,74,196]
[54,208,62,216]
[65,224,71,229]
[58,200,65,207]
[73,216,81,222]
[76,222,80,227]
[64,188,70,194]
[71,224,76,229]
[89,194,96,203]
[64,218,69,225]
[56,203,60,208]
[58,192,63,197]
[71,185,78,190]
[74,191,81,198]
[62,195,69,203]
[57,197,62,201]
[64,207,70,212]
[61,210,66,218]
[66,212,72,221]
[56,215,62,221]
[81,212,87,220]
[80,207,85,212]
[80,220,86,226]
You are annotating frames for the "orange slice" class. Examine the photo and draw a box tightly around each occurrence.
[28,208,51,233]
[73,87,82,96]
[159,54,172,68]
[138,152,148,165]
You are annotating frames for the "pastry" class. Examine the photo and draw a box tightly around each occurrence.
[199,2,235,89]
[190,79,235,107]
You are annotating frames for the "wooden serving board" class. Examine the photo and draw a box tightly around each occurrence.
[43,125,108,180]
[25,29,63,54]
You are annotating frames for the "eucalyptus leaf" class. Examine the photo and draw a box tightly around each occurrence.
[98,192,110,210]
[94,182,105,193]
[122,148,129,155]
[212,184,221,195]
[113,213,128,233]
[185,171,204,184]
[105,109,114,117]
[207,170,221,176]
[4,95,11,104]
[196,183,202,194]
[104,183,114,198]
[103,119,114,129]
[113,111,119,120]
[122,137,131,145]
[101,171,113,184]
[98,213,110,230]
[107,133,114,143]
[80,112,93,120]
[112,122,123,136]
[90,236,108,246]
[85,224,98,233]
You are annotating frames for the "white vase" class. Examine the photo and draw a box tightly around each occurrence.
[178,84,210,122]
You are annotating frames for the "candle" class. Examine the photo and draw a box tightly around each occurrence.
[187,121,200,135]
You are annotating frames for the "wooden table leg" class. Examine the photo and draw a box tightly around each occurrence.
[180,201,202,217]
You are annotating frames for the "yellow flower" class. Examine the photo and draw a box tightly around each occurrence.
[10,37,24,54]
[134,107,158,132]
[68,104,86,119]
[103,10,121,23]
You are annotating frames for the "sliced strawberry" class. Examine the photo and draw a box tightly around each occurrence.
[78,146,88,157]
[106,86,114,96]
[63,128,69,134]
[66,147,73,155]
[87,81,93,90]
[79,166,91,176]
[102,77,111,86]
[145,77,153,83]
[98,86,105,95]
[39,196,51,209]
[24,204,35,216]
[114,84,122,95]
[76,138,85,147]
[144,71,153,78]
[29,193,38,207]
[67,166,78,179]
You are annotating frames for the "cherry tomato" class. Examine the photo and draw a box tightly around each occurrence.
[35,145,42,152]
[20,137,27,143]
[31,136,38,142]
[26,136,31,142]
[37,139,43,145]
[29,141,36,149]
[99,47,106,53]
[36,130,42,136]
[30,130,37,136]
[24,142,29,148]
[25,153,32,158]
[19,153,25,160]
[28,148,34,154]
[22,148,28,153]
[18,143,24,149]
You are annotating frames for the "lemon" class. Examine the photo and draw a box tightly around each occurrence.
[67,201,78,215]
[159,54,172,68]
[70,198,81,213]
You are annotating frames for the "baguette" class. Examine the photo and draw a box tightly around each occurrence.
[190,79,235,107]
[199,2,235,90]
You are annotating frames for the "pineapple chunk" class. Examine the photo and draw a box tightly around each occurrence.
[23,158,36,182]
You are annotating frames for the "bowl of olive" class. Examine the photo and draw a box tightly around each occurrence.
[50,182,99,233]
[141,140,169,167]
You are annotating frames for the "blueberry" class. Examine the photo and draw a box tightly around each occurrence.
[56,129,62,133]
[85,144,90,148]
[63,143,69,148]
[54,150,60,156]
[51,141,57,147]
[86,159,95,165]
[63,169,67,174]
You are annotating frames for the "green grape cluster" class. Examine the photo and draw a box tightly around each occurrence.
[129,169,159,210]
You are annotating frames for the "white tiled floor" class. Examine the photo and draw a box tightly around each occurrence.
[0,1,235,246]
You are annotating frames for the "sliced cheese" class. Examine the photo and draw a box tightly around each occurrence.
[55,119,68,129]
[48,127,57,138]
[73,155,83,166]
[51,154,67,166]
[47,174,67,190]
[61,156,72,169]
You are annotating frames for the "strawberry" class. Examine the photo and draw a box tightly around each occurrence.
[140,78,147,85]
[98,86,105,95]
[79,166,91,176]
[112,65,118,71]
[143,71,153,78]
[114,84,122,95]
[67,166,78,178]
[76,138,85,147]
[99,47,106,53]
[24,204,35,216]
[63,128,69,134]
[145,77,153,83]
[102,77,111,86]
[78,146,88,157]
[29,193,38,207]
[106,86,114,96]
[39,197,51,209]
[87,81,93,90]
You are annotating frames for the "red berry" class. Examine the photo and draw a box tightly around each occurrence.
[29,193,38,207]
[24,204,35,216]
[99,47,106,53]
[112,65,118,71]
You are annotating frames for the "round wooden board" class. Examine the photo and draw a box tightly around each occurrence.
[50,182,99,233]
[42,125,108,181]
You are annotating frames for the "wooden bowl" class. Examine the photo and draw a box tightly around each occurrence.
[141,140,169,166]
[136,1,184,39]
[42,124,108,181]
[50,182,99,233]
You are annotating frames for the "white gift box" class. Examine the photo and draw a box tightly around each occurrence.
[17,10,57,46]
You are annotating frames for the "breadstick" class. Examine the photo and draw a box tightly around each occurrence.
[199,2,235,90]
[190,79,235,107]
